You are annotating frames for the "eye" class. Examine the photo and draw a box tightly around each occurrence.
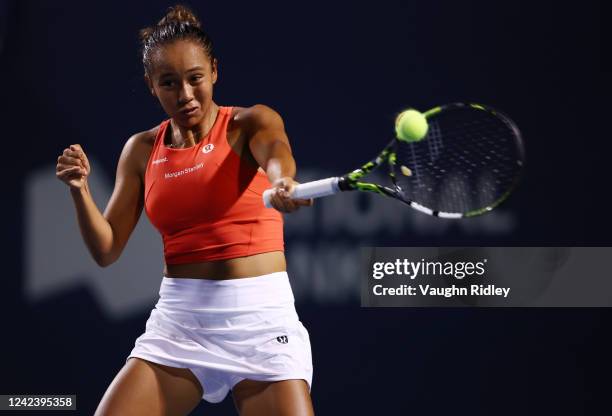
[191,74,204,83]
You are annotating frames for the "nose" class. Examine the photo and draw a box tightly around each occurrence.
[177,81,194,105]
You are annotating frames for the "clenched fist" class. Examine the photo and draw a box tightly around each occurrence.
[56,144,90,190]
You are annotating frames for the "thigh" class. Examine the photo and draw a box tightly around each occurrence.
[232,379,314,416]
[94,357,203,416]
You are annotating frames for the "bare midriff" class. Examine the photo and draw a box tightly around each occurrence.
[163,251,287,280]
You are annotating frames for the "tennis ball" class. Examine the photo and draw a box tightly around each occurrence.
[395,109,429,142]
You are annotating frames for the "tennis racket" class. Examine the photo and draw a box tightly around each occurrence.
[263,103,525,218]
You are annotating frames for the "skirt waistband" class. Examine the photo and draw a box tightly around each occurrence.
[157,271,294,310]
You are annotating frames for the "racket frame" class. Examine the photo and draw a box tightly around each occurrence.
[264,102,525,218]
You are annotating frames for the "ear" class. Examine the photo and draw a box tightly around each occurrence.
[144,74,156,96]
[211,58,218,85]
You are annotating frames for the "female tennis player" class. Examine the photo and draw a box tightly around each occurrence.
[55,5,314,416]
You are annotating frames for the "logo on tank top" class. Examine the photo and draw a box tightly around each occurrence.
[276,335,289,344]
[202,143,214,154]
[152,156,168,165]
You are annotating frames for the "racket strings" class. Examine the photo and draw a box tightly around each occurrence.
[393,107,522,214]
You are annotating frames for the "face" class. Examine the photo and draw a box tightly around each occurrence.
[146,39,218,128]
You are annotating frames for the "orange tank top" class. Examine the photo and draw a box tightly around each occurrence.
[144,106,284,265]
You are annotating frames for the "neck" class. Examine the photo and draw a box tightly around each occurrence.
[170,103,219,147]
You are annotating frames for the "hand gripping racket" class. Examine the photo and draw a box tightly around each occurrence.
[263,103,525,218]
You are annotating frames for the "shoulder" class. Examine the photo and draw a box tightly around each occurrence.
[119,124,163,176]
[230,104,285,134]
[127,124,159,149]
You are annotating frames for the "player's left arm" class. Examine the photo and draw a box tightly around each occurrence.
[244,104,313,212]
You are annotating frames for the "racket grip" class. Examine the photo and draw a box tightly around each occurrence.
[262,177,340,208]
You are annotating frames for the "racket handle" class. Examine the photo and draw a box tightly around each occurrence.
[262,177,341,208]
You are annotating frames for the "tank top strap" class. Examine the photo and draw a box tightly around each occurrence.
[208,106,234,147]
[156,119,171,150]
[145,119,171,175]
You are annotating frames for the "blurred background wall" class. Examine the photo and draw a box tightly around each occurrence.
[1,1,608,414]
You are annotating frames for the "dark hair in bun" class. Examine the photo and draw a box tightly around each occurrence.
[140,5,215,75]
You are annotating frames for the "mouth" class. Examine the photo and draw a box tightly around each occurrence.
[180,107,199,116]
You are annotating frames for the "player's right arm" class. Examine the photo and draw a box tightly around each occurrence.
[56,132,151,267]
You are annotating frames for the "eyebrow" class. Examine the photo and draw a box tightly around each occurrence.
[159,66,205,77]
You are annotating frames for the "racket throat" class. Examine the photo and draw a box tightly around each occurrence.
[337,176,354,192]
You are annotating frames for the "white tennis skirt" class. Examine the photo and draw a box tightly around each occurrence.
[126,271,313,403]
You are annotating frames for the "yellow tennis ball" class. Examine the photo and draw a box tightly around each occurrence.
[395,109,429,142]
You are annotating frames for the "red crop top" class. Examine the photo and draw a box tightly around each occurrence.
[144,106,284,264]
